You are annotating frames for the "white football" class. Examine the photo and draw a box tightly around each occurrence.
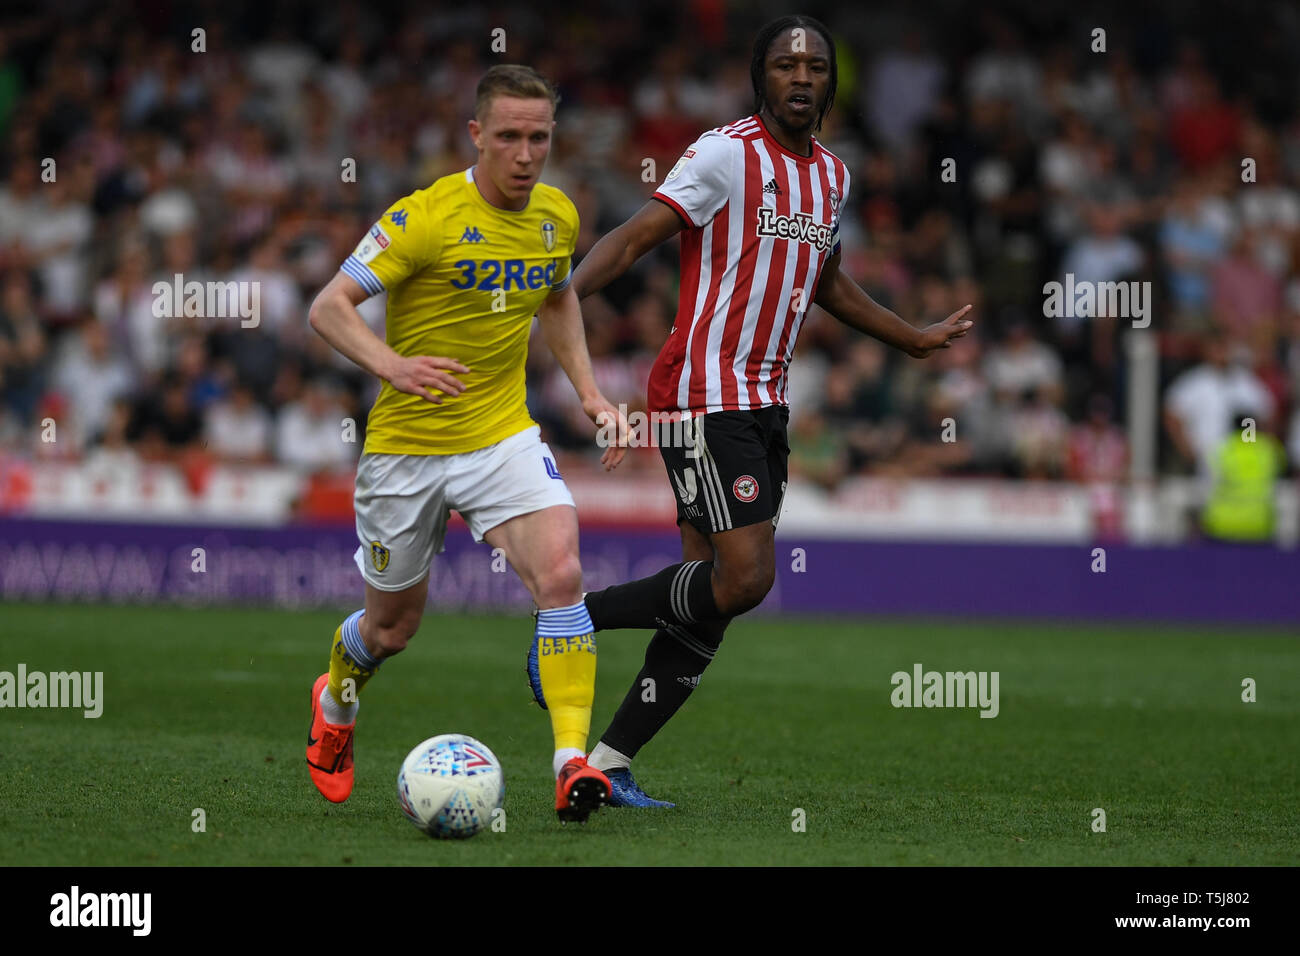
[396,734,505,839]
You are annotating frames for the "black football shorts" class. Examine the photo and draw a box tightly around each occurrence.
[656,406,790,535]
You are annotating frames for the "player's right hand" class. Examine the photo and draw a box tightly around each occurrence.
[585,394,630,471]
[387,355,471,404]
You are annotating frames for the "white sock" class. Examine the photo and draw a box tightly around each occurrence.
[552,747,584,778]
[319,684,358,726]
[587,742,631,773]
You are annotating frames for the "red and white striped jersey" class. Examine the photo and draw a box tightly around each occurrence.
[648,113,850,415]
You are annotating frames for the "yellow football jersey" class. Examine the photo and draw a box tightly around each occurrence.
[341,167,578,455]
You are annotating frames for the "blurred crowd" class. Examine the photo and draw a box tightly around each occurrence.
[2,0,1300,490]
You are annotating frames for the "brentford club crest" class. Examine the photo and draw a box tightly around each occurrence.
[732,475,759,502]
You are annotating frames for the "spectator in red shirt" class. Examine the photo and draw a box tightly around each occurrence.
[1168,73,1241,172]
[1067,394,1128,538]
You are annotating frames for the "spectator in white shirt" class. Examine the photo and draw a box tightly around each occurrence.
[984,318,1065,402]
[205,381,273,464]
[22,172,94,318]
[226,238,302,342]
[1164,332,1274,478]
[51,319,135,442]
[275,378,355,472]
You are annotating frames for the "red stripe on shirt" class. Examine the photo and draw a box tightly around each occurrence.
[686,206,731,410]
[715,140,764,410]
[745,142,793,407]
[648,230,700,412]
[769,159,815,398]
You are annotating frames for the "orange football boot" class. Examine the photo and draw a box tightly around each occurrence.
[555,755,610,824]
[306,673,355,803]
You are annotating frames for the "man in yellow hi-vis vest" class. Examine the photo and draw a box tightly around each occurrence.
[1202,410,1287,542]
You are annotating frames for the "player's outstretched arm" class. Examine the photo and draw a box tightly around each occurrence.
[571,199,684,300]
[813,251,973,358]
[536,283,629,471]
[308,273,469,404]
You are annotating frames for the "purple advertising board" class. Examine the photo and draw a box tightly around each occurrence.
[0,518,1297,627]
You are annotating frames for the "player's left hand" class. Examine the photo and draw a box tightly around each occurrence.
[583,394,629,471]
[907,304,974,358]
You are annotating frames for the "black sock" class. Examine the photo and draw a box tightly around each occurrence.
[585,561,719,631]
[599,618,729,761]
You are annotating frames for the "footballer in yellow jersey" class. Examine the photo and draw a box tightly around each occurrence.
[304,65,628,823]
[345,168,579,456]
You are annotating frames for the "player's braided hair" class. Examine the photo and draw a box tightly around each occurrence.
[475,64,560,121]
[750,14,838,132]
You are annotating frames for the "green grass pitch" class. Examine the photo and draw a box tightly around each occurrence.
[1,601,1296,865]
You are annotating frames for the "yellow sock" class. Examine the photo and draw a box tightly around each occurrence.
[327,610,379,707]
[536,606,598,753]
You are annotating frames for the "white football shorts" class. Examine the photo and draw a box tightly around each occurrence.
[352,425,575,591]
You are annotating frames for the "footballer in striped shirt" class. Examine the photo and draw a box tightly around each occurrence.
[570,15,975,807]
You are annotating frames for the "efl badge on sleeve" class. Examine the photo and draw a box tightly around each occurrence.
[353,223,391,264]
[666,147,695,181]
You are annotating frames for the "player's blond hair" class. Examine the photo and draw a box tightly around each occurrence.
[474,65,559,122]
